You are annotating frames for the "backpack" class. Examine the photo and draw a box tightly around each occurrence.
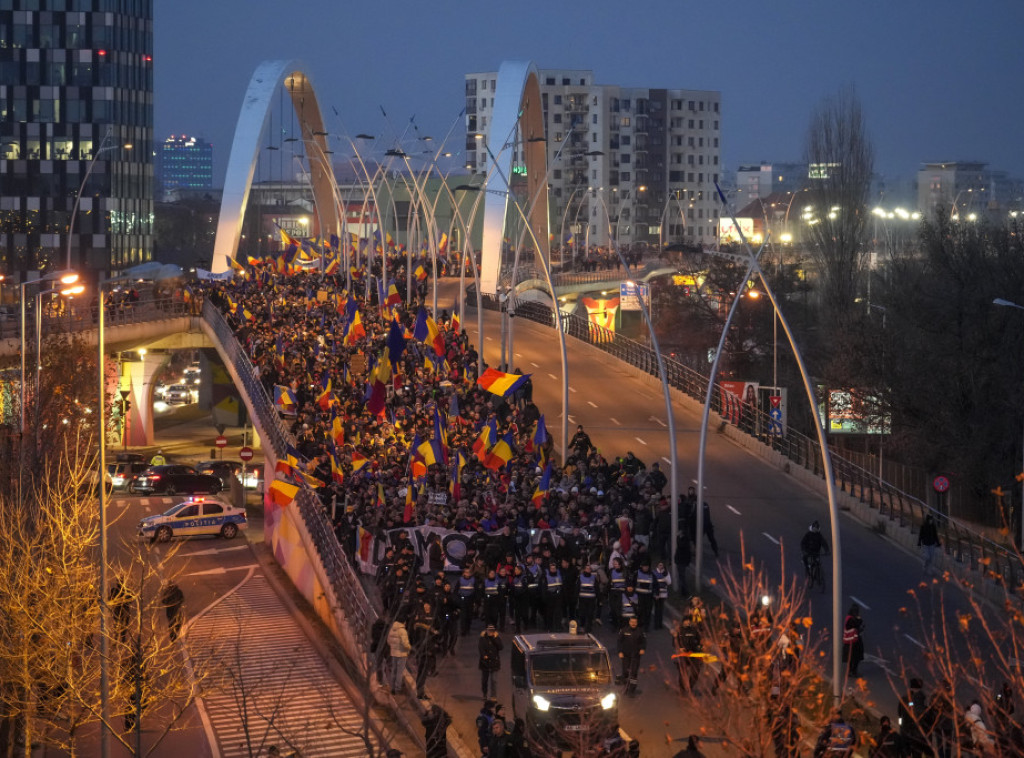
[828,722,855,749]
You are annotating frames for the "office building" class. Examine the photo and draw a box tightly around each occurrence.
[465,68,722,252]
[0,0,153,277]
[157,134,213,201]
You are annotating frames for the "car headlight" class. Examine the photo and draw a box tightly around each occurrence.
[601,692,617,710]
[532,695,551,712]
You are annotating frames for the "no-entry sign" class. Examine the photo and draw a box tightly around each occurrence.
[215,435,228,449]
[239,446,254,462]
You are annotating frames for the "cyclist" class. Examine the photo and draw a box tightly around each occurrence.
[800,521,829,579]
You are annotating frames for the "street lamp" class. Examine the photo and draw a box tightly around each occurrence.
[994,297,1024,550]
[66,131,131,269]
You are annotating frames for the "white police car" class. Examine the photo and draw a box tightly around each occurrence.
[138,496,247,543]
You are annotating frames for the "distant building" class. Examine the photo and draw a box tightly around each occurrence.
[917,161,1024,220]
[465,68,722,250]
[157,135,213,201]
[735,162,807,201]
[0,0,154,276]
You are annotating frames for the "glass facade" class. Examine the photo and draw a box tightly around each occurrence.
[157,135,213,200]
[0,0,153,275]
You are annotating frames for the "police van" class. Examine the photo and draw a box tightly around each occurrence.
[138,496,247,543]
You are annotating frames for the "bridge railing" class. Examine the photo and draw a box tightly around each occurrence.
[201,300,377,656]
[489,295,1022,589]
[0,296,191,340]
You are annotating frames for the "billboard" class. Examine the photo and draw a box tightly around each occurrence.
[818,388,891,435]
[719,216,755,244]
[580,296,619,342]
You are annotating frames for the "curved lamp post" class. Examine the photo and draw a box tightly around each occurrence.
[66,130,131,269]
[708,182,844,702]
[994,297,1024,551]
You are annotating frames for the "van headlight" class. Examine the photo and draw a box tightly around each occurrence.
[532,695,551,711]
[601,692,617,710]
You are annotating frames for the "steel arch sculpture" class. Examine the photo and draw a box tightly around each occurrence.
[479,61,550,295]
[212,60,339,274]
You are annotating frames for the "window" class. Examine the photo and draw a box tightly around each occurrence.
[203,503,224,515]
[714,138,719,148]
[554,94,562,105]
[592,169,597,180]
[621,172,630,181]
[699,101,705,111]
[553,113,562,123]
[699,138,704,147]
[562,78,570,85]
[688,137,695,147]
[481,79,487,91]
[620,154,631,164]
[553,169,561,179]
[621,117,630,127]
[621,136,631,146]
[714,120,719,129]
[622,99,631,111]
[546,77,555,85]
[592,113,597,124]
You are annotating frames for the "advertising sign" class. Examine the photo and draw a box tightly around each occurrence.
[818,388,891,435]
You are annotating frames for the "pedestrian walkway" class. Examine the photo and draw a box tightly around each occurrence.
[188,571,379,758]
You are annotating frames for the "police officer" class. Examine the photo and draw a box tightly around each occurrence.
[617,617,646,697]
[608,557,627,628]
[577,564,598,634]
[524,554,542,627]
[620,584,639,629]
[560,557,579,627]
[457,566,479,637]
[539,561,563,632]
[510,564,530,634]
[437,581,459,655]
[634,560,656,630]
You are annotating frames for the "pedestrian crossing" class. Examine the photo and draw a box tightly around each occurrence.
[188,573,378,757]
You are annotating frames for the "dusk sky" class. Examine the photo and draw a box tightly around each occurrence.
[155,1,1024,190]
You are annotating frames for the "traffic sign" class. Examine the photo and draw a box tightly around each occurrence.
[239,446,254,462]
[215,435,228,449]
[619,281,650,311]
[933,475,950,493]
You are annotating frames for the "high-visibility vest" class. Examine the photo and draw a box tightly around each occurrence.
[484,578,500,596]
[636,570,653,595]
[545,570,562,594]
[579,574,597,599]
[621,593,638,617]
[654,569,670,599]
[610,569,626,591]
[458,576,476,598]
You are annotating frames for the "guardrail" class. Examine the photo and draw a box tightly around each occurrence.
[487,295,1023,590]
[0,296,191,340]
[202,300,378,656]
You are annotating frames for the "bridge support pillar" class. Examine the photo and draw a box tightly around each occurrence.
[121,352,164,447]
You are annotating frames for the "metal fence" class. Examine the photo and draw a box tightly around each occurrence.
[490,295,1024,589]
[202,301,378,655]
[0,296,191,340]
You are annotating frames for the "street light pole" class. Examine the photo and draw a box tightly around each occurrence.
[66,130,130,270]
[97,273,111,758]
[994,297,1024,549]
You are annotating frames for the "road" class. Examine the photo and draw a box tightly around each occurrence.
[448,290,965,726]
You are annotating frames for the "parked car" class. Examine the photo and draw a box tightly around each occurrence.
[106,460,150,490]
[138,496,247,542]
[195,460,263,492]
[165,384,192,405]
[127,465,222,495]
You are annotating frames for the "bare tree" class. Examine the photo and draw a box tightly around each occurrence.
[0,445,205,757]
[802,86,874,326]
[671,543,831,757]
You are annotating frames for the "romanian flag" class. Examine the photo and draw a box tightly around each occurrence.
[449,452,464,502]
[317,373,333,410]
[329,448,344,484]
[532,463,552,508]
[616,516,632,554]
[386,320,406,366]
[356,526,374,565]
[484,432,515,471]
[376,482,386,508]
[414,264,428,282]
[415,436,440,468]
[450,312,460,333]
[324,256,340,275]
[344,311,366,345]
[274,385,297,414]
[300,470,324,489]
[352,450,369,473]
[403,475,415,523]
[366,355,390,417]
[473,418,496,463]
[228,255,245,273]
[413,308,445,357]
[433,407,449,463]
[529,414,548,455]
[279,228,300,249]
[330,410,345,447]
[386,279,402,307]
[477,368,530,398]
[269,479,300,508]
[437,232,448,254]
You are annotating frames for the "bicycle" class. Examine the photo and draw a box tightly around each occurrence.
[804,553,826,593]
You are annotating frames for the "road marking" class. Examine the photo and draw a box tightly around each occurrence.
[567,415,575,424]
[587,401,598,408]
[514,352,522,358]
[905,635,929,651]
[635,436,647,446]
[850,596,871,611]
[727,504,742,516]
[548,373,558,380]
[530,362,539,367]
[569,386,577,393]
[650,416,666,428]
[610,417,621,426]
[178,544,251,558]
[661,456,671,465]
[181,563,260,578]
[762,532,780,545]
[485,336,493,341]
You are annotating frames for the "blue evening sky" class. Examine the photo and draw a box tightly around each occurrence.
[154,1,1024,189]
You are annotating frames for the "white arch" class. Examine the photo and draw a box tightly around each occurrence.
[479,61,549,295]
[212,60,340,274]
